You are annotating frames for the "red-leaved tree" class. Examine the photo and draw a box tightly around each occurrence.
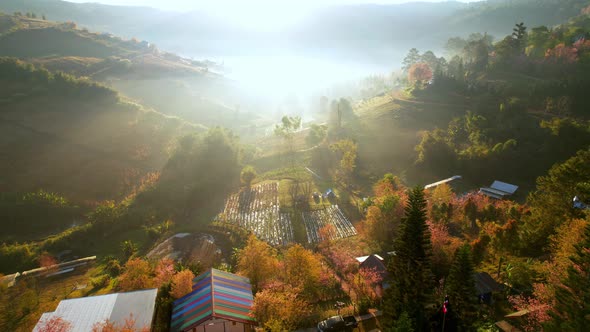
[91,313,150,332]
[153,258,175,287]
[545,43,578,64]
[508,284,552,332]
[408,62,433,83]
[36,316,72,332]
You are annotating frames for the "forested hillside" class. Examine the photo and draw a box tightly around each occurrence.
[0,57,199,203]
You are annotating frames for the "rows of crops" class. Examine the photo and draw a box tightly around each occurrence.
[218,183,294,246]
[218,183,357,246]
[302,205,357,244]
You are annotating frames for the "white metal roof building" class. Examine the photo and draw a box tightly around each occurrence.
[33,288,158,332]
[479,181,518,199]
[424,175,462,190]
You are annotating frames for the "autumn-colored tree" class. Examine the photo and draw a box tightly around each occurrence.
[91,313,150,332]
[408,62,433,83]
[170,269,195,299]
[373,173,403,198]
[349,267,384,303]
[36,316,72,332]
[573,38,590,53]
[153,258,175,287]
[39,252,58,268]
[283,244,323,299]
[546,219,590,330]
[330,139,358,187]
[545,43,578,64]
[236,234,279,293]
[251,281,311,331]
[508,284,552,332]
[429,183,454,205]
[364,205,391,245]
[428,220,461,278]
[118,258,153,291]
[318,224,336,245]
[364,174,406,248]
[545,219,588,286]
[240,166,257,188]
[322,245,358,276]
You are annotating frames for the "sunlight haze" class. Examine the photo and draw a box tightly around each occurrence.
[66,0,480,30]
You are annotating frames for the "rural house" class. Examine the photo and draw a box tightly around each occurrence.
[171,268,257,332]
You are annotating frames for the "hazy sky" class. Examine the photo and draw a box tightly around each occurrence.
[69,0,481,11]
[68,0,481,30]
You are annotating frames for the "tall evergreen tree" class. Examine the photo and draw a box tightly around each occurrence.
[384,186,433,329]
[402,48,421,72]
[546,222,590,331]
[446,245,477,329]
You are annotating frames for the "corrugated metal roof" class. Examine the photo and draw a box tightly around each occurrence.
[490,181,518,194]
[171,268,255,332]
[424,175,462,190]
[474,272,503,295]
[479,187,507,199]
[33,289,157,332]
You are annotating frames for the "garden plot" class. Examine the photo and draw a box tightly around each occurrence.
[218,182,294,246]
[302,205,357,243]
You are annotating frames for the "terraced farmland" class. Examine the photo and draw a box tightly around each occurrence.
[217,182,293,246]
[217,182,357,246]
[302,205,357,244]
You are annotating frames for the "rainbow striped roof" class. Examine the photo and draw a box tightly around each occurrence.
[171,268,256,332]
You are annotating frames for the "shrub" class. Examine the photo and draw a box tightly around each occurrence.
[90,275,111,289]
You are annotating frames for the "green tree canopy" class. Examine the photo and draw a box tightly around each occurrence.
[384,186,433,329]
[446,245,477,329]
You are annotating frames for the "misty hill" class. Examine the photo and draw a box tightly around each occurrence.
[1,0,588,64]
[0,57,201,202]
[0,12,265,134]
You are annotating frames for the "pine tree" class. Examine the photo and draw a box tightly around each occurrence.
[547,222,590,331]
[402,48,421,72]
[384,186,433,329]
[446,245,477,329]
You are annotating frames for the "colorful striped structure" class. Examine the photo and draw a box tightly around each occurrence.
[171,268,256,332]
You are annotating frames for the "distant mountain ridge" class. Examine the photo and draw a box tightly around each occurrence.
[1,0,588,63]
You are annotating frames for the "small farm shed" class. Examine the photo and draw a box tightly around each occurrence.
[33,288,158,331]
[356,254,389,294]
[479,181,518,199]
[171,268,256,332]
[474,272,503,304]
[356,254,388,280]
[424,175,462,190]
